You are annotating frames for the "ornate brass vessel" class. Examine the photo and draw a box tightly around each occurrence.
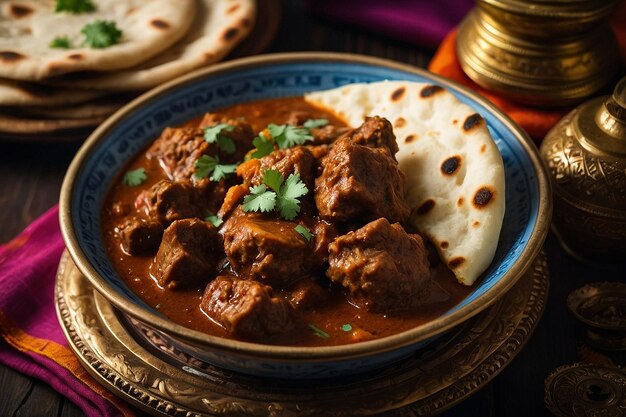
[457,0,621,106]
[540,77,626,263]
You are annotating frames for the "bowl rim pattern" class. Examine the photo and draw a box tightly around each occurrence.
[60,52,552,361]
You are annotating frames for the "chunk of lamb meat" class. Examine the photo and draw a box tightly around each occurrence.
[236,146,316,190]
[149,218,221,289]
[135,179,205,225]
[200,276,293,339]
[347,116,399,157]
[314,131,410,223]
[116,217,164,255]
[146,120,253,181]
[288,278,328,311]
[198,115,255,162]
[222,210,312,288]
[326,218,430,312]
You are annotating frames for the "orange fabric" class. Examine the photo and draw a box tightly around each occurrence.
[428,2,626,142]
[0,310,136,417]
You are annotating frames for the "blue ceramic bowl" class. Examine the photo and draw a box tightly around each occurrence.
[60,53,551,379]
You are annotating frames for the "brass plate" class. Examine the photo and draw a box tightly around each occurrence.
[55,250,549,416]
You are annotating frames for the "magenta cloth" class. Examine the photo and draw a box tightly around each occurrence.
[306,0,474,48]
[0,205,130,417]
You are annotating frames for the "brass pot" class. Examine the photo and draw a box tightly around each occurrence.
[457,0,621,106]
[540,77,626,263]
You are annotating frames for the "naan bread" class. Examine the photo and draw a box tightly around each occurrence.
[16,93,133,119]
[306,81,505,286]
[0,0,196,80]
[46,0,256,91]
[0,78,104,105]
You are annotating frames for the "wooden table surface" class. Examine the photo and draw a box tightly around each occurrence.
[1,2,624,416]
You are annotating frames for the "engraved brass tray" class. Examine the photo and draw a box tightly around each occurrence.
[55,250,549,416]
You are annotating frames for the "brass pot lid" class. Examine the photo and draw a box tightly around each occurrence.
[575,76,626,156]
[544,363,626,417]
[567,282,626,331]
[567,282,626,351]
[481,0,620,19]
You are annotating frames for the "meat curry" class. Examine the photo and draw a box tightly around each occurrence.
[101,97,472,347]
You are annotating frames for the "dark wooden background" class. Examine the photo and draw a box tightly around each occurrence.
[1,1,624,416]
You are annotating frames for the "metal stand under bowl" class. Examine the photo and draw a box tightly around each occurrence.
[55,250,549,416]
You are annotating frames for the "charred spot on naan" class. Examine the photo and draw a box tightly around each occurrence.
[404,134,416,143]
[0,51,25,62]
[463,113,483,132]
[391,87,405,101]
[8,3,33,18]
[441,155,462,175]
[223,28,239,41]
[228,4,241,13]
[416,199,435,216]
[457,197,464,207]
[473,186,495,208]
[420,85,443,98]
[67,54,84,61]
[395,117,406,128]
[448,257,466,269]
[150,19,170,30]
[440,241,449,249]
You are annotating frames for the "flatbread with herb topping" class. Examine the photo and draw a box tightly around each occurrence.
[0,0,196,80]
[306,81,505,286]
[46,0,256,91]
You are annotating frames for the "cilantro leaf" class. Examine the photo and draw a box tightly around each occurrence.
[308,323,330,339]
[251,134,274,159]
[50,36,72,49]
[211,162,237,182]
[203,123,236,154]
[240,169,308,220]
[341,324,353,332]
[303,118,329,129]
[281,173,308,200]
[267,123,313,149]
[194,155,218,179]
[276,173,308,220]
[262,169,283,192]
[194,155,237,182]
[242,185,276,213]
[55,0,95,13]
[294,224,313,242]
[204,211,223,227]
[81,20,122,49]
[122,168,147,186]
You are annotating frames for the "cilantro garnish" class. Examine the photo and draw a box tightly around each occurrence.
[204,211,223,227]
[204,123,236,154]
[122,168,147,186]
[242,184,276,213]
[341,324,353,332]
[81,20,122,49]
[303,118,329,129]
[250,134,274,159]
[267,124,313,149]
[308,323,330,339]
[50,36,72,49]
[194,155,237,182]
[55,0,95,13]
[241,169,308,220]
[294,224,313,241]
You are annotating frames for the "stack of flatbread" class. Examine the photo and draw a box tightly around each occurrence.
[0,0,257,139]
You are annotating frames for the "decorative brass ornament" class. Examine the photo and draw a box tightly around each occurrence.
[567,282,626,351]
[540,77,626,263]
[457,0,621,106]
[544,363,626,417]
[55,250,549,416]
